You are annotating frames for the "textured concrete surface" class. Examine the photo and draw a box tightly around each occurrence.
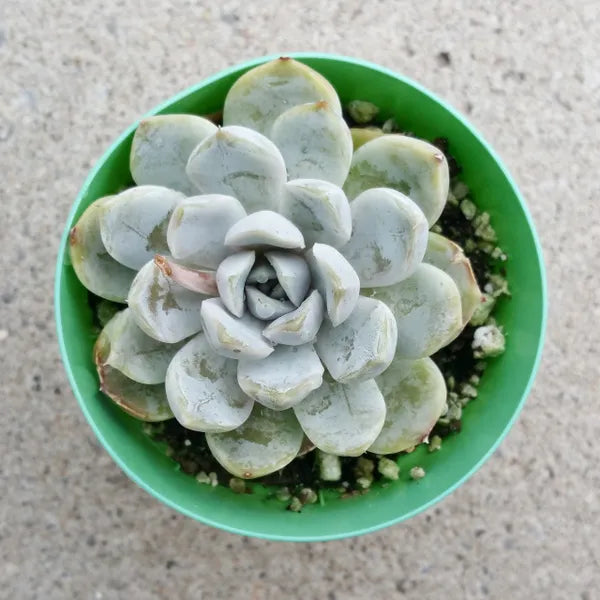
[1,1,598,598]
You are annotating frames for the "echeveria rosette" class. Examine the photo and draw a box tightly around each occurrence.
[69,57,483,480]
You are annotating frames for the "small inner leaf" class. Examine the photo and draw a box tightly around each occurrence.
[215,251,256,317]
[245,286,295,321]
[224,210,305,250]
[264,251,310,306]
[305,243,360,326]
[200,298,274,360]
[262,289,325,346]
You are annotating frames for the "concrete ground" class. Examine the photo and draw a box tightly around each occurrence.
[1,1,598,598]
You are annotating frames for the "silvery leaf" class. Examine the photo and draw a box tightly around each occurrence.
[341,187,428,287]
[344,134,449,226]
[280,179,352,248]
[305,243,360,326]
[262,290,324,346]
[166,194,247,269]
[165,333,253,432]
[316,296,397,383]
[99,308,185,384]
[293,377,386,456]
[264,251,310,306]
[364,263,463,358]
[246,260,276,284]
[271,101,352,186]
[369,357,446,454]
[237,344,324,410]
[245,286,295,321]
[224,210,305,250]
[200,298,274,360]
[94,328,173,421]
[99,185,184,270]
[68,197,136,302]
[127,259,205,343]
[186,126,287,213]
[206,404,304,478]
[222,57,342,137]
[215,251,256,317]
[130,114,217,195]
[424,232,482,325]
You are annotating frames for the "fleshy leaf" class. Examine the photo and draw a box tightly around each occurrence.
[343,134,449,226]
[130,114,217,195]
[305,243,360,326]
[200,298,274,360]
[293,376,386,456]
[99,185,184,270]
[341,187,428,287]
[246,260,276,284]
[127,260,205,343]
[154,255,217,295]
[100,308,185,384]
[185,126,287,213]
[166,194,247,269]
[237,344,324,410]
[94,328,173,421]
[365,263,463,358]
[262,290,324,346]
[369,357,446,454]
[350,127,383,151]
[215,251,255,317]
[68,197,136,302]
[264,251,310,306]
[424,232,482,325]
[271,101,352,186]
[245,286,295,321]
[224,211,305,250]
[280,179,352,248]
[297,436,316,457]
[316,296,397,383]
[206,404,304,478]
[222,57,342,137]
[270,283,286,299]
[165,333,253,432]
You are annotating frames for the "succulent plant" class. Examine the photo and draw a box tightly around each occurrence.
[69,58,483,480]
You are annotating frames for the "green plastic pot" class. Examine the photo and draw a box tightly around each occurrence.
[54,53,546,541]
